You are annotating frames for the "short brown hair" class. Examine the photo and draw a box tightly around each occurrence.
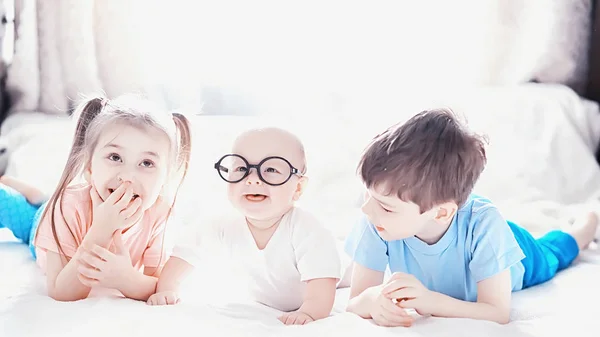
[358,108,487,212]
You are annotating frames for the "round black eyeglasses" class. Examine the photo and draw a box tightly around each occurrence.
[214,154,303,186]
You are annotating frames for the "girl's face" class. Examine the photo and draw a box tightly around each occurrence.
[87,122,171,211]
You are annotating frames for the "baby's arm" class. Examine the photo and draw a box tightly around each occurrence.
[147,215,218,306]
[281,213,344,324]
[147,256,194,305]
[296,277,338,321]
[0,176,47,205]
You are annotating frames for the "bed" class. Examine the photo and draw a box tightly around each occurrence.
[3,1,600,336]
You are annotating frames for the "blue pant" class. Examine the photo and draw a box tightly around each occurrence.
[0,184,45,258]
[509,221,580,289]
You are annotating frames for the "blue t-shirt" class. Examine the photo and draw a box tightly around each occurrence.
[344,194,526,302]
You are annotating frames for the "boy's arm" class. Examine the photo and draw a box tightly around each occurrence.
[346,262,385,318]
[424,269,512,324]
[347,264,413,327]
[388,269,512,324]
[423,207,521,324]
[0,175,47,205]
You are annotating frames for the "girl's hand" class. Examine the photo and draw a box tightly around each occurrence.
[77,231,136,291]
[90,182,144,234]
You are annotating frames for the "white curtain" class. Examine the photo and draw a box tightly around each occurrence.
[3,0,594,118]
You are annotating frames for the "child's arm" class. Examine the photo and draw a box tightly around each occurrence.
[45,225,114,301]
[395,207,522,324]
[116,267,160,302]
[430,269,511,324]
[279,214,342,325]
[146,213,217,306]
[77,231,162,302]
[343,216,414,327]
[345,263,414,327]
[346,262,385,317]
[383,270,512,324]
[0,176,47,205]
[45,184,145,301]
[297,278,338,320]
[279,277,338,325]
[147,256,194,305]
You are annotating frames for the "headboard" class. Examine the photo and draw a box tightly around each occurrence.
[586,0,600,102]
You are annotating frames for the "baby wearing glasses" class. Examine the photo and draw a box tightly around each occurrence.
[148,127,342,325]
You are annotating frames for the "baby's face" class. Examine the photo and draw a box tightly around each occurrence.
[224,129,306,227]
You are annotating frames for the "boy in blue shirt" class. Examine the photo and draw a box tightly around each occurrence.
[344,108,599,327]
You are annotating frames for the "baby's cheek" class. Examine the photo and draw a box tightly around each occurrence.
[226,183,238,195]
[226,185,241,203]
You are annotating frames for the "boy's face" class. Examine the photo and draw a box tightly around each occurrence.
[361,184,435,241]
[224,129,306,228]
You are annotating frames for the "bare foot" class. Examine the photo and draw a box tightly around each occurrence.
[566,212,598,250]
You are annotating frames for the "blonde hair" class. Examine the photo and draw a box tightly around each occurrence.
[40,94,192,260]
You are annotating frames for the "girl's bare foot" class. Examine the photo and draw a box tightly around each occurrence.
[566,212,598,250]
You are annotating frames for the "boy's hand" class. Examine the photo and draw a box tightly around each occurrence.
[77,231,136,291]
[278,311,314,325]
[147,291,180,306]
[382,272,435,316]
[368,285,414,327]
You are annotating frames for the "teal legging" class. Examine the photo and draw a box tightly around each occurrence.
[0,183,46,258]
[509,220,580,289]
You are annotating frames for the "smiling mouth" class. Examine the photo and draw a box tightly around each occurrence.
[244,194,267,202]
[108,188,139,200]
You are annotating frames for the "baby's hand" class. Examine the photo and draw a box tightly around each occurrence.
[278,311,314,325]
[147,291,180,306]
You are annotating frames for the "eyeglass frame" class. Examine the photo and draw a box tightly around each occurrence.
[214,154,304,186]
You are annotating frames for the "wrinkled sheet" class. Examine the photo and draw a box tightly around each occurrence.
[2,83,600,336]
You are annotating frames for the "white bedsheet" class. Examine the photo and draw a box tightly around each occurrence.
[2,83,600,336]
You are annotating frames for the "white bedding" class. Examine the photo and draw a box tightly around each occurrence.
[2,83,600,336]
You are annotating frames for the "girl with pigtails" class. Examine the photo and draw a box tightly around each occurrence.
[0,94,192,302]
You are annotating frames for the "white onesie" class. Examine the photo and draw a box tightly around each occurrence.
[172,207,342,312]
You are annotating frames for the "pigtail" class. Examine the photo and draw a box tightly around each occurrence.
[172,112,192,178]
[153,112,192,270]
[162,112,192,207]
[37,97,105,262]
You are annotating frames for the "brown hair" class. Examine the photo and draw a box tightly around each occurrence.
[357,108,487,212]
[38,94,192,262]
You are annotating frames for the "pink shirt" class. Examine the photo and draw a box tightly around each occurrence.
[34,184,171,273]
